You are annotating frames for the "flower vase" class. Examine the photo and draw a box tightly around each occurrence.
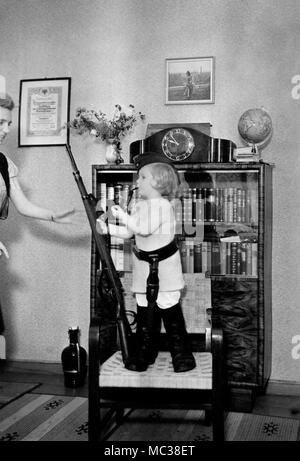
[105,140,119,164]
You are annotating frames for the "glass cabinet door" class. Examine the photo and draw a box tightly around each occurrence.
[176,169,259,278]
[95,167,259,279]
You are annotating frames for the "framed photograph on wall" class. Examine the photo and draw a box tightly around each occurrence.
[165,57,214,105]
[18,77,71,147]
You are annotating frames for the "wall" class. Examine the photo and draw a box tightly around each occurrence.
[0,0,300,382]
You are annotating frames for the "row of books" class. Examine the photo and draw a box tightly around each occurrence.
[97,183,137,213]
[108,236,258,277]
[179,187,258,225]
[96,183,258,225]
[179,239,258,276]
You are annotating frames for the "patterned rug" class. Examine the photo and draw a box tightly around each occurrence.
[0,382,41,408]
[0,394,299,441]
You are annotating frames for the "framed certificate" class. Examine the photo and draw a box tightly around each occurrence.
[18,77,71,147]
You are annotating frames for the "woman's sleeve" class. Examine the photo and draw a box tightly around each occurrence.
[6,156,19,179]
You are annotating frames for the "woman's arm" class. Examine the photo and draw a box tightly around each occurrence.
[0,241,9,259]
[9,178,74,223]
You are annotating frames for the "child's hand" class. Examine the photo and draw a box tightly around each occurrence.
[111,205,127,223]
[96,217,108,234]
[0,241,9,259]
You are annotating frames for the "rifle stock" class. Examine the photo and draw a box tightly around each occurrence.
[65,144,133,363]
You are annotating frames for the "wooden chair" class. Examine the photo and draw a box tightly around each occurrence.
[88,283,226,442]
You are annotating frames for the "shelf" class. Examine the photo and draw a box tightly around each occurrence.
[93,162,274,171]
[209,275,258,281]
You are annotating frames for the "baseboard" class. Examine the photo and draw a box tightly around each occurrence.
[266,379,300,396]
[0,335,6,359]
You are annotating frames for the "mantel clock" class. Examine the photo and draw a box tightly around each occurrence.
[130,124,236,164]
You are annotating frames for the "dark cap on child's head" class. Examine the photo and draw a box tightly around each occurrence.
[133,152,174,171]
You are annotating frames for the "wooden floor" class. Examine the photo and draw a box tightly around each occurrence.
[1,359,300,422]
[0,359,88,398]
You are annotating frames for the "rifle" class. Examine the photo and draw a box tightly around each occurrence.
[65,144,134,363]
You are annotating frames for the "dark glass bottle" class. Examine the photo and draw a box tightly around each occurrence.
[61,327,87,388]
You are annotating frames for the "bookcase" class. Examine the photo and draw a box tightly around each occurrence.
[90,162,273,411]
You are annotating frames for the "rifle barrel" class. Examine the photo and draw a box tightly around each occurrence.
[64,144,133,362]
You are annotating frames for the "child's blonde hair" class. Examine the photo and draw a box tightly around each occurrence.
[149,163,179,199]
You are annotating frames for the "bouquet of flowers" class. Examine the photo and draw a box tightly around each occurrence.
[68,104,145,147]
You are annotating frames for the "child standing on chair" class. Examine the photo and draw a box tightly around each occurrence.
[97,152,196,373]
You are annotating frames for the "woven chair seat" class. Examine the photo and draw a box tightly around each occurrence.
[100,351,212,390]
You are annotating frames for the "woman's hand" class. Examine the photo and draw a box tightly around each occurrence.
[51,208,75,224]
[0,241,9,259]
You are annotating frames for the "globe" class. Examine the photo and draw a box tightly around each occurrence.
[238,108,272,148]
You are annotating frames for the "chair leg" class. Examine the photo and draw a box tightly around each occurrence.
[213,408,224,442]
[211,325,225,442]
[204,409,212,426]
[115,408,125,425]
[99,408,134,441]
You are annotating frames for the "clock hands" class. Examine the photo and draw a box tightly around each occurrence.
[161,128,195,161]
[168,134,179,146]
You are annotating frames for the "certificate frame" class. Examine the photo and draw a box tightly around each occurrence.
[165,57,215,105]
[18,77,71,147]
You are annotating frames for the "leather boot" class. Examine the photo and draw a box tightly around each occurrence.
[160,303,196,373]
[125,304,161,372]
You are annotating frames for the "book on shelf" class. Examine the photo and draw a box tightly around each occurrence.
[240,242,247,275]
[211,241,221,275]
[233,146,259,162]
[246,243,252,275]
[123,239,133,272]
[194,242,202,273]
[110,236,124,271]
[230,242,238,274]
[250,189,258,224]
[180,239,188,273]
[186,238,194,274]
[206,188,216,222]
[220,242,227,274]
[251,242,258,276]
[201,241,208,273]
[97,182,134,213]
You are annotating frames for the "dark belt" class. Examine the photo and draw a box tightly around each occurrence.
[133,239,178,305]
[132,239,178,263]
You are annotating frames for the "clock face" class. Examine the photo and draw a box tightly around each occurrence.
[161,128,195,161]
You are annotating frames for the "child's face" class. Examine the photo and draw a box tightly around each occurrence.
[136,165,157,199]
